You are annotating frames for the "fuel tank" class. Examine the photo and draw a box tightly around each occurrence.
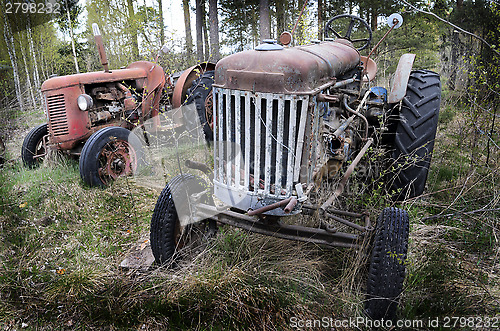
[214,40,361,94]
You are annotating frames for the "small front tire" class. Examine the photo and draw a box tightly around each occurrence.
[150,174,215,266]
[79,126,143,188]
[365,207,409,321]
[21,123,48,168]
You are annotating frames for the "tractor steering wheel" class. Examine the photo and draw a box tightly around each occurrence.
[324,14,373,51]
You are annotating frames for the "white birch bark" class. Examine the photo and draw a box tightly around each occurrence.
[28,18,42,105]
[3,11,24,112]
[20,37,37,109]
[66,0,80,73]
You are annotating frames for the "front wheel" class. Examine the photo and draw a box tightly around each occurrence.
[365,207,409,321]
[21,123,48,168]
[150,174,216,266]
[79,126,144,187]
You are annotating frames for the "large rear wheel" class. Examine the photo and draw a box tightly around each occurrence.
[390,70,441,200]
[184,70,215,142]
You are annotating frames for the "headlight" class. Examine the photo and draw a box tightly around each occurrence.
[77,94,93,111]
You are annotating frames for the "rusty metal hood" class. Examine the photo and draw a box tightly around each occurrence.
[214,41,360,94]
[41,61,160,91]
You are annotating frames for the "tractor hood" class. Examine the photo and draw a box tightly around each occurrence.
[41,61,160,91]
[214,40,361,94]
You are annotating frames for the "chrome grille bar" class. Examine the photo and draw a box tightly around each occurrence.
[294,99,308,182]
[244,92,251,190]
[234,90,242,189]
[275,96,284,195]
[216,90,224,184]
[286,95,297,192]
[253,94,261,193]
[264,94,272,194]
[226,91,232,186]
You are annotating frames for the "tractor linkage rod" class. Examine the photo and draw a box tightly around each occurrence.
[320,137,374,212]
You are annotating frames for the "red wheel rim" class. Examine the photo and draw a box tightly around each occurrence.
[97,139,137,184]
[205,92,214,131]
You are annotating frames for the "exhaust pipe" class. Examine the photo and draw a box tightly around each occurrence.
[92,23,109,73]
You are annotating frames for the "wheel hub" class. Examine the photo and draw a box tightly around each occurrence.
[98,140,136,182]
[205,92,214,130]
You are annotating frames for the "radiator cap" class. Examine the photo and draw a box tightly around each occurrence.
[255,39,283,51]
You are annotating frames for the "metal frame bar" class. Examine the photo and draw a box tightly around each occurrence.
[196,204,364,249]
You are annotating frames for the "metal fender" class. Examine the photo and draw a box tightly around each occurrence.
[172,62,216,109]
[387,53,416,104]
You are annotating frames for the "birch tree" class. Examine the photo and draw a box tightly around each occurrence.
[65,0,79,73]
[2,10,24,112]
[27,18,42,105]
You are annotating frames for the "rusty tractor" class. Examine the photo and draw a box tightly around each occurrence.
[149,12,441,321]
[21,24,214,187]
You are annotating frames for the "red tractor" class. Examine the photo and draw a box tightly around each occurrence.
[21,24,214,187]
[149,13,441,321]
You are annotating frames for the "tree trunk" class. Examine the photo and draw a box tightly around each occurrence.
[371,7,377,32]
[203,2,209,60]
[259,0,270,41]
[295,0,305,43]
[126,0,140,59]
[27,18,42,105]
[196,0,204,61]
[65,0,79,73]
[276,0,286,38]
[3,12,24,112]
[20,38,37,109]
[208,0,220,61]
[158,0,164,45]
[318,0,323,39]
[183,0,194,60]
[448,31,459,90]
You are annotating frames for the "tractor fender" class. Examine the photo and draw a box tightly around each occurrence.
[172,62,216,109]
[387,54,416,104]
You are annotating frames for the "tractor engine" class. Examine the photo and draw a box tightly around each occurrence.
[212,39,363,214]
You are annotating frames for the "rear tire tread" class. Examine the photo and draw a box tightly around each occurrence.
[365,207,409,321]
[391,69,441,199]
[22,123,48,168]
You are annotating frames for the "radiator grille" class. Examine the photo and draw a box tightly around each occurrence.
[46,94,68,137]
[214,88,309,200]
